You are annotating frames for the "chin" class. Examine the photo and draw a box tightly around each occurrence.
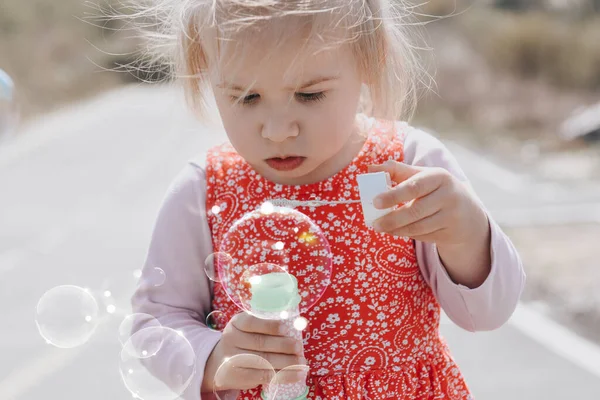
[270,164,318,185]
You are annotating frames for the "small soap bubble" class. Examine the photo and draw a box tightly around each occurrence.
[206,310,227,331]
[149,267,166,287]
[120,326,196,400]
[265,364,309,399]
[119,313,162,347]
[211,205,221,215]
[121,326,165,359]
[133,269,142,279]
[106,305,117,314]
[213,354,274,399]
[204,253,232,283]
[35,285,100,349]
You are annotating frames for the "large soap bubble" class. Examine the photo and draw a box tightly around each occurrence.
[119,326,196,400]
[265,364,310,400]
[35,285,100,349]
[216,202,333,319]
[118,313,162,347]
[213,354,275,399]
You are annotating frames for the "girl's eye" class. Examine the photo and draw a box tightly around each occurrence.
[234,93,260,105]
[296,92,326,103]
[232,91,326,106]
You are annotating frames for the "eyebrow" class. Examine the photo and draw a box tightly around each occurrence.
[292,76,339,90]
[217,75,340,92]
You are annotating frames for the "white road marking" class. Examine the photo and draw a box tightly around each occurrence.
[510,303,600,379]
[444,139,600,227]
[442,303,600,379]
[444,140,528,193]
[493,203,600,227]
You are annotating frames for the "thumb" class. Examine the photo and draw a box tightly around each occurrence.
[368,160,421,183]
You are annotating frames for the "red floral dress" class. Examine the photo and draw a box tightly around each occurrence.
[205,120,473,399]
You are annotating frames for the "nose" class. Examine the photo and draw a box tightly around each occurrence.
[261,111,299,143]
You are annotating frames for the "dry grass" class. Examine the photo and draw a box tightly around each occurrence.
[412,3,600,164]
[412,0,472,18]
[0,0,139,119]
[460,8,600,90]
[413,2,600,90]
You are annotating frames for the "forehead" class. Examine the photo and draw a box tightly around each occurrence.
[204,18,356,87]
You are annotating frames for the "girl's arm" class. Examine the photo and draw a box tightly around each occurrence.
[402,126,526,332]
[131,163,228,400]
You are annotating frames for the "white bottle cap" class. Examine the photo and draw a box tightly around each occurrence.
[357,171,394,227]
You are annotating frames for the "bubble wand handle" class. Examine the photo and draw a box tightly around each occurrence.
[248,273,309,400]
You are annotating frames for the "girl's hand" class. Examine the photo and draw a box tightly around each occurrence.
[201,312,307,393]
[368,160,492,288]
[367,160,488,247]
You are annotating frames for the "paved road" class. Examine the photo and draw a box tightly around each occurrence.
[0,84,599,399]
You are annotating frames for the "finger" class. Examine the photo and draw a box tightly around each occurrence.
[234,328,303,355]
[234,367,275,389]
[228,366,308,389]
[272,365,310,385]
[373,187,447,232]
[368,160,421,183]
[236,349,308,370]
[231,312,285,336]
[213,353,275,390]
[374,169,445,209]
[389,211,447,238]
[215,365,275,390]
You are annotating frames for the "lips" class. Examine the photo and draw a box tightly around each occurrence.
[265,156,306,171]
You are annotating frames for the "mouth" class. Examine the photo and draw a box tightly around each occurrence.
[265,156,306,172]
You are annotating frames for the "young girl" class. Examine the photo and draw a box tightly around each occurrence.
[130,1,525,399]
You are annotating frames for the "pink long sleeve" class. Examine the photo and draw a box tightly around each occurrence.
[131,163,229,400]
[402,126,526,331]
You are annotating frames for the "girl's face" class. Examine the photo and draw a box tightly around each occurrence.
[209,35,364,186]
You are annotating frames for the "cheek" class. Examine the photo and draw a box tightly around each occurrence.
[328,83,362,122]
[215,98,249,136]
[214,94,236,127]
[214,101,258,157]
[318,91,361,134]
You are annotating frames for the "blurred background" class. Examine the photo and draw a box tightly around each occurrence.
[1,0,600,399]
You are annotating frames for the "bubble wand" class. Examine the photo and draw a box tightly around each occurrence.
[247,271,308,399]
[217,202,333,399]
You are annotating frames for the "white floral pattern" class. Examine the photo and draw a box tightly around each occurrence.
[206,119,472,399]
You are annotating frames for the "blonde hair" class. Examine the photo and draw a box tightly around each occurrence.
[120,0,431,121]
